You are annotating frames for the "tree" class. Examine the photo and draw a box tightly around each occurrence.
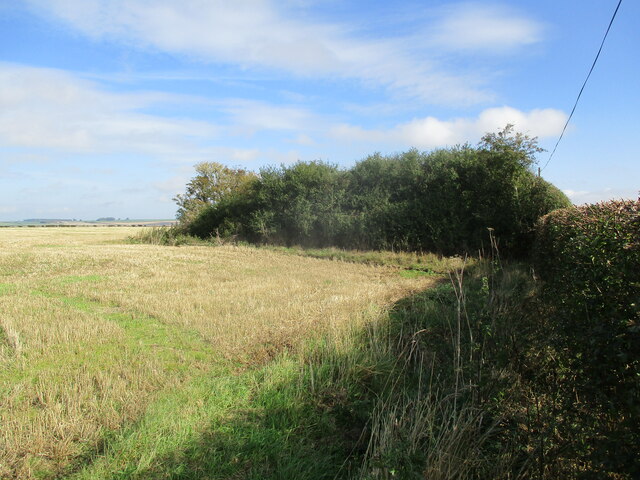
[174,162,257,223]
[478,124,543,170]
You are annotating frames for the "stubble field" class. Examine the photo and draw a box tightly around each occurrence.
[0,227,434,479]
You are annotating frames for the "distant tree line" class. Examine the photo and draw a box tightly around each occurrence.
[174,126,571,256]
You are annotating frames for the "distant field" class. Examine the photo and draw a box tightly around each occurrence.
[0,227,433,479]
[0,220,176,227]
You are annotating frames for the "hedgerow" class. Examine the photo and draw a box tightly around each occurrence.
[180,127,571,256]
[533,198,640,476]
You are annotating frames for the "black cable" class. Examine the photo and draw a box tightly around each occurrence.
[541,0,623,172]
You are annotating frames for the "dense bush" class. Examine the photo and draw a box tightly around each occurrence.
[414,146,570,255]
[533,198,640,476]
[180,127,571,256]
[250,161,351,247]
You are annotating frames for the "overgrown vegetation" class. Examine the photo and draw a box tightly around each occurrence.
[129,224,208,246]
[289,205,640,479]
[171,126,571,256]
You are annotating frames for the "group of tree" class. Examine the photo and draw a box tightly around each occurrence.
[174,126,571,256]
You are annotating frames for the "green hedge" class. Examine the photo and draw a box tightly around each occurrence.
[184,145,571,256]
[533,198,640,475]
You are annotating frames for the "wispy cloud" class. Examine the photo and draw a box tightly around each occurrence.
[289,134,316,146]
[0,63,329,157]
[0,64,218,154]
[153,175,190,195]
[219,99,314,134]
[427,3,543,53]
[0,63,566,167]
[331,106,567,149]
[22,0,543,105]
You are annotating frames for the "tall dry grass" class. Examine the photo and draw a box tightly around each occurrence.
[0,227,431,479]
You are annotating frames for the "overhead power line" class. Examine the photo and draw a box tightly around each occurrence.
[541,0,623,172]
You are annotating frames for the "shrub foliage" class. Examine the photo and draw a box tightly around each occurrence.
[177,127,570,255]
[533,198,640,475]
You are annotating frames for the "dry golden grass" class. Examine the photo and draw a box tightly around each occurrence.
[0,227,434,479]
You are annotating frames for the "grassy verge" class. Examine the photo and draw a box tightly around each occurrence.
[69,357,359,480]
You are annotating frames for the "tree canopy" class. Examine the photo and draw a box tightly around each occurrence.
[173,162,257,223]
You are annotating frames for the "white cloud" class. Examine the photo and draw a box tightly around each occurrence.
[1,153,50,165]
[0,64,218,154]
[230,149,261,162]
[151,146,264,169]
[0,63,567,169]
[331,106,567,149]
[471,106,566,137]
[220,99,313,134]
[0,64,329,158]
[22,0,523,105]
[563,188,638,205]
[266,149,302,165]
[429,3,543,53]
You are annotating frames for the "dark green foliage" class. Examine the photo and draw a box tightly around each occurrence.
[417,144,570,255]
[346,150,426,250]
[250,161,351,247]
[177,127,570,256]
[187,188,258,241]
[533,198,640,476]
[129,225,201,246]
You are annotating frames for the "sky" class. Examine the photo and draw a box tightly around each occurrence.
[0,0,638,220]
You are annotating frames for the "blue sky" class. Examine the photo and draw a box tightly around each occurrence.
[1,0,637,220]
